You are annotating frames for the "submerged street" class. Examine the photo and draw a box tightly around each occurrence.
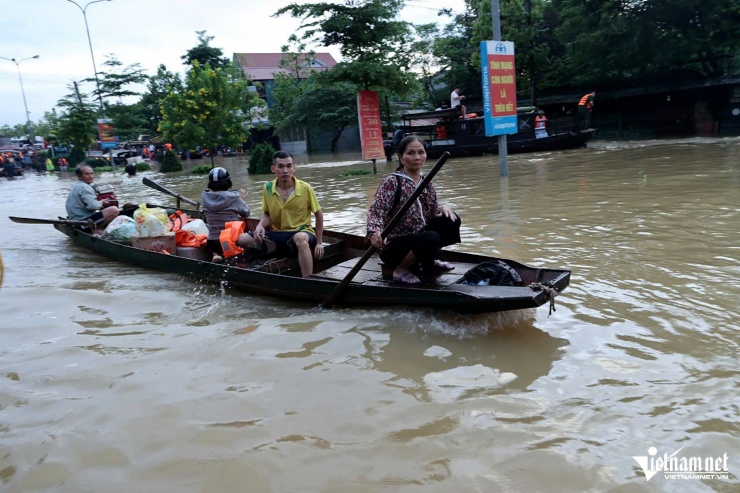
[0,137,738,491]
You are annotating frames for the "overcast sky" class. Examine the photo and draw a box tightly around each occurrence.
[0,0,465,129]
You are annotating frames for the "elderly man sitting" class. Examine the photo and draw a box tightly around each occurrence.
[66,164,119,230]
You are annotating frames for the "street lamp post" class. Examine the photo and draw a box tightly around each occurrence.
[65,0,112,111]
[0,55,40,139]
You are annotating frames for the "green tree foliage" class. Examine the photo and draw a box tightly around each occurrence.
[275,0,416,95]
[160,148,182,172]
[140,65,181,135]
[55,82,98,164]
[181,31,231,69]
[248,142,276,174]
[159,61,264,167]
[293,81,358,152]
[269,36,317,136]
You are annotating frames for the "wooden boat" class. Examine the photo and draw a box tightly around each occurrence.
[44,215,570,314]
[384,107,595,160]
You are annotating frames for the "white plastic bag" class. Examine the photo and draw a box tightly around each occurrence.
[181,219,208,236]
[102,216,136,243]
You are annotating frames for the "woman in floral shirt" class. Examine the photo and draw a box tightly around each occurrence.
[367,136,461,284]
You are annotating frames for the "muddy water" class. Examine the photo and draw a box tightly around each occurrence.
[1,137,738,492]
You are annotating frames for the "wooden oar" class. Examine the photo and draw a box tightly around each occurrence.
[320,151,451,309]
[9,216,92,227]
[142,177,200,209]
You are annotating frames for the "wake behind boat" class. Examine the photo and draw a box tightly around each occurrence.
[12,212,570,315]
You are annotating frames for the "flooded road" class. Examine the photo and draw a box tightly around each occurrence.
[1,137,738,492]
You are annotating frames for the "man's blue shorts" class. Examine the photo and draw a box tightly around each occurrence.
[252,230,316,257]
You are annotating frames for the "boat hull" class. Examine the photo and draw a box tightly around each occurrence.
[53,221,570,314]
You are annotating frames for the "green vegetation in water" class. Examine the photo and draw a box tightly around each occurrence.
[191,165,212,175]
[135,162,151,172]
[341,169,371,176]
[160,149,183,172]
[248,142,276,175]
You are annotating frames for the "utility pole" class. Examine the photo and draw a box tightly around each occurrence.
[491,0,509,176]
[0,55,40,140]
[66,0,111,112]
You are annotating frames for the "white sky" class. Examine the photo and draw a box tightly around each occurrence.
[0,0,466,128]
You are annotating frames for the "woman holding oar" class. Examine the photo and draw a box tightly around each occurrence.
[367,136,461,284]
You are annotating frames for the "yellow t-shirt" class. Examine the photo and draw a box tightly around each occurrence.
[262,177,321,235]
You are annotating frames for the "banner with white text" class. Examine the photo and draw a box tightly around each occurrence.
[480,41,517,136]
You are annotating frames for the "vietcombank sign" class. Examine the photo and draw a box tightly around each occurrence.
[480,40,517,137]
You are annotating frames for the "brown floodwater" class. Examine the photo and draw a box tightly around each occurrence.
[1,137,738,492]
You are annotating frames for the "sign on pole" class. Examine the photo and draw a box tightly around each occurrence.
[480,41,517,137]
[356,90,385,160]
[97,119,117,149]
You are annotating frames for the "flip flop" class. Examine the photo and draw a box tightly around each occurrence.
[393,271,421,285]
[434,260,455,271]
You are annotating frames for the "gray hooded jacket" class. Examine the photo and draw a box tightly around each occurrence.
[201,190,250,241]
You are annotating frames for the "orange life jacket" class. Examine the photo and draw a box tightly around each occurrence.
[169,210,192,232]
[579,93,594,109]
[535,115,546,129]
[219,221,245,258]
[436,125,447,139]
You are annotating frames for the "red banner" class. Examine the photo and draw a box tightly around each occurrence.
[356,90,384,160]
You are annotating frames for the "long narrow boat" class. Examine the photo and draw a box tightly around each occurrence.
[384,107,595,160]
[45,216,570,314]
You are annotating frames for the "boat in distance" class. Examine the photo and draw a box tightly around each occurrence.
[385,106,595,160]
[44,217,570,314]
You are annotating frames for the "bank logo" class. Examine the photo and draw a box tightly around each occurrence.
[633,446,730,481]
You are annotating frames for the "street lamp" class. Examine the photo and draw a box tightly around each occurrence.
[65,0,112,111]
[0,54,40,138]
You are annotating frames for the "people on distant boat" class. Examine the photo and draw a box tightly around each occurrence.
[578,91,596,129]
[57,157,69,172]
[237,151,324,277]
[201,167,250,262]
[367,135,461,285]
[66,165,120,230]
[392,127,405,146]
[535,110,548,139]
[450,86,467,118]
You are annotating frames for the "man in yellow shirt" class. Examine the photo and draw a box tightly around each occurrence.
[238,151,324,277]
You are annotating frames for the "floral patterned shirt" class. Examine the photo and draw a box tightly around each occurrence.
[367,171,441,245]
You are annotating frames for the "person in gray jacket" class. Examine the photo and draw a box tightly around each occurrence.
[66,165,119,230]
[201,167,250,260]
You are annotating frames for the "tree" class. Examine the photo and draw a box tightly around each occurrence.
[55,82,98,165]
[275,0,416,95]
[181,30,231,69]
[140,65,181,135]
[292,80,358,152]
[159,61,264,167]
[269,35,318,138]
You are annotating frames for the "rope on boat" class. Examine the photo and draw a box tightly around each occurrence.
[528,282,559,316]
[263,259,282,274]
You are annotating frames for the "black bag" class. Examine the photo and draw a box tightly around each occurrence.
[463,260,522,286]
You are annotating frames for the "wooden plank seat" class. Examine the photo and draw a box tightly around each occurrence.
[253,236,345,274]
[311,256,481,288]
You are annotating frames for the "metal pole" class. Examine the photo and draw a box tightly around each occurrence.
[0,55,39,139]
[66,0,111,112]
[491,0,509,177]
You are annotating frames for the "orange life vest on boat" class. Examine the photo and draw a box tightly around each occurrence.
[219,221,245,258]
[579,93,594,109]
[436,125,447,139]
[535,115,546,130]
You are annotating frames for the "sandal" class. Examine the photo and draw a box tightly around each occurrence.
[434,260,455,271]
[393,271,421,285]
